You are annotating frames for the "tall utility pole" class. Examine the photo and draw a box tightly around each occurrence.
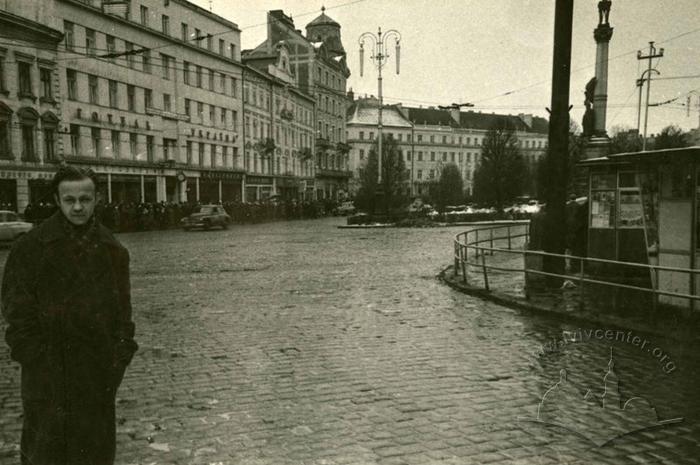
[543,0,574,281]
[359,27,401,190]
[636,69,659,134]
[638,41,664,150]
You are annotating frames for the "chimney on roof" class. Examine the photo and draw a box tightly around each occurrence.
[347,88,354,101]
[518,113,533,128]
[269,10,295,28]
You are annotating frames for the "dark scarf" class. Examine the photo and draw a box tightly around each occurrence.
[59,213,100,261]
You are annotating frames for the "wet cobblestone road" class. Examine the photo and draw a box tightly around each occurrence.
[1,217,699,464]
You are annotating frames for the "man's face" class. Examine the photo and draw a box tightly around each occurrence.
[55,178,96,226]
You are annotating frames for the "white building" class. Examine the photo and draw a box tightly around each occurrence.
[346,96,549,198]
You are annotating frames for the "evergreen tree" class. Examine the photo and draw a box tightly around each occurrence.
[355,134,409,213]
[473,122,527,210]
[434,163,464,212]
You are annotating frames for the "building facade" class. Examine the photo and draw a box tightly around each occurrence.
[241,42,316,201]
[345,97,413,194]
[0,0,246,211]
[0,4,64,211]
[247,9,351,201]
[346,96,549,198]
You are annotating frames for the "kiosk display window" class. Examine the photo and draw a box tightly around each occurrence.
[590,191,616,228]
[618,190,644,227]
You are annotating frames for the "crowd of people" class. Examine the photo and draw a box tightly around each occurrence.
[20,199,343,232]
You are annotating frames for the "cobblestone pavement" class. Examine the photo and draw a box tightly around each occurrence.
[1,218,699,464]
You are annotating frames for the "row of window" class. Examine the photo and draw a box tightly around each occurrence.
[356,167,473,182]
[242,150,314,177]
[64,21,239,99]
[65,5,237,60]
[0,52,56,103]
[358,149,482,165]
[315,65,343,92]
[184,98,238,131]
[317,121,343,143]
[353,130,546,149]
[183,61,238,98]
[66,69,239,131]
[68,125,156,161]
[0,108,57,162]
[316,92,345,119]
[243,84,313,126]
[244,115,314,149]
[184,141,239,168]
[68,124,240,169]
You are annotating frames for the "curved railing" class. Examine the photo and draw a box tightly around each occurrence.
[453,221,700,310]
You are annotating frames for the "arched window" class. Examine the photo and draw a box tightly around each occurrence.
[17,107,39,162]
[41,111,59,162]
[0,102,12,160]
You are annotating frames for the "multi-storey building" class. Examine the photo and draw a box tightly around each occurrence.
[0,0,245,210]
[246,9,351,200]
[345,97,413,194]
[0,4,64,211]
[241,42,316,201]
[346,96,549,198]
[58,0,244,205]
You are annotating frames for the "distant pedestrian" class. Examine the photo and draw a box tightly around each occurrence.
[1,165,138,465]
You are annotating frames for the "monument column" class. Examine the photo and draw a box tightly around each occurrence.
[593,1,613,137]
[582,0,614,163]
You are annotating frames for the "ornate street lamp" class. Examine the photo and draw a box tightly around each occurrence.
[359,27,401,188]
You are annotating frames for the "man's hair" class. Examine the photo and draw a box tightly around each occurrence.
[51,165,98,196]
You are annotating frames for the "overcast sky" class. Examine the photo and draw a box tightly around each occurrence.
[191,0,700,135]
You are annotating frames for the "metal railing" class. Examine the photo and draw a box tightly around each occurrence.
[453,221,700,311]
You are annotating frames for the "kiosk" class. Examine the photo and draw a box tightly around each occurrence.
[579,147,700,310]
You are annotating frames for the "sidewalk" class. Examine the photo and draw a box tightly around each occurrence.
[440,246,700,344]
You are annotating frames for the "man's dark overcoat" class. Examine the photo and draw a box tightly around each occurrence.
[1,212,138,465]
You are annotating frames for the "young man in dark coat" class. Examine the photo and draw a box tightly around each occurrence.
[1,166,138,465]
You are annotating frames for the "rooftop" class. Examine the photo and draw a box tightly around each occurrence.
[347,100,412,128]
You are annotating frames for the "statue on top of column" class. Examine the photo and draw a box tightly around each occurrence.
[598,0,612,26]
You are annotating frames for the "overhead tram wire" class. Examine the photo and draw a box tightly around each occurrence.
[84,0,369,61]
[0,0,368,65]
[5,5,699,117]
[608,84,641,126]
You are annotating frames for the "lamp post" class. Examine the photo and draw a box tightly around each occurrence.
[359,27,401,195]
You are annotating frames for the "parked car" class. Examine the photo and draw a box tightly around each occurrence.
[333,201,356,216]
[0,210,33,243]
[181,204,231,231]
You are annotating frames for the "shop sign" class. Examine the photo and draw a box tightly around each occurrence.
[0,170,54,180]
[201,171,243,181]
[246,176,273,185]
[111,174,146,183]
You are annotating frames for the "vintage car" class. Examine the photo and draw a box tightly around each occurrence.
[0,210,33,243]
[181,204,231,231]
[333,201,356,216]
